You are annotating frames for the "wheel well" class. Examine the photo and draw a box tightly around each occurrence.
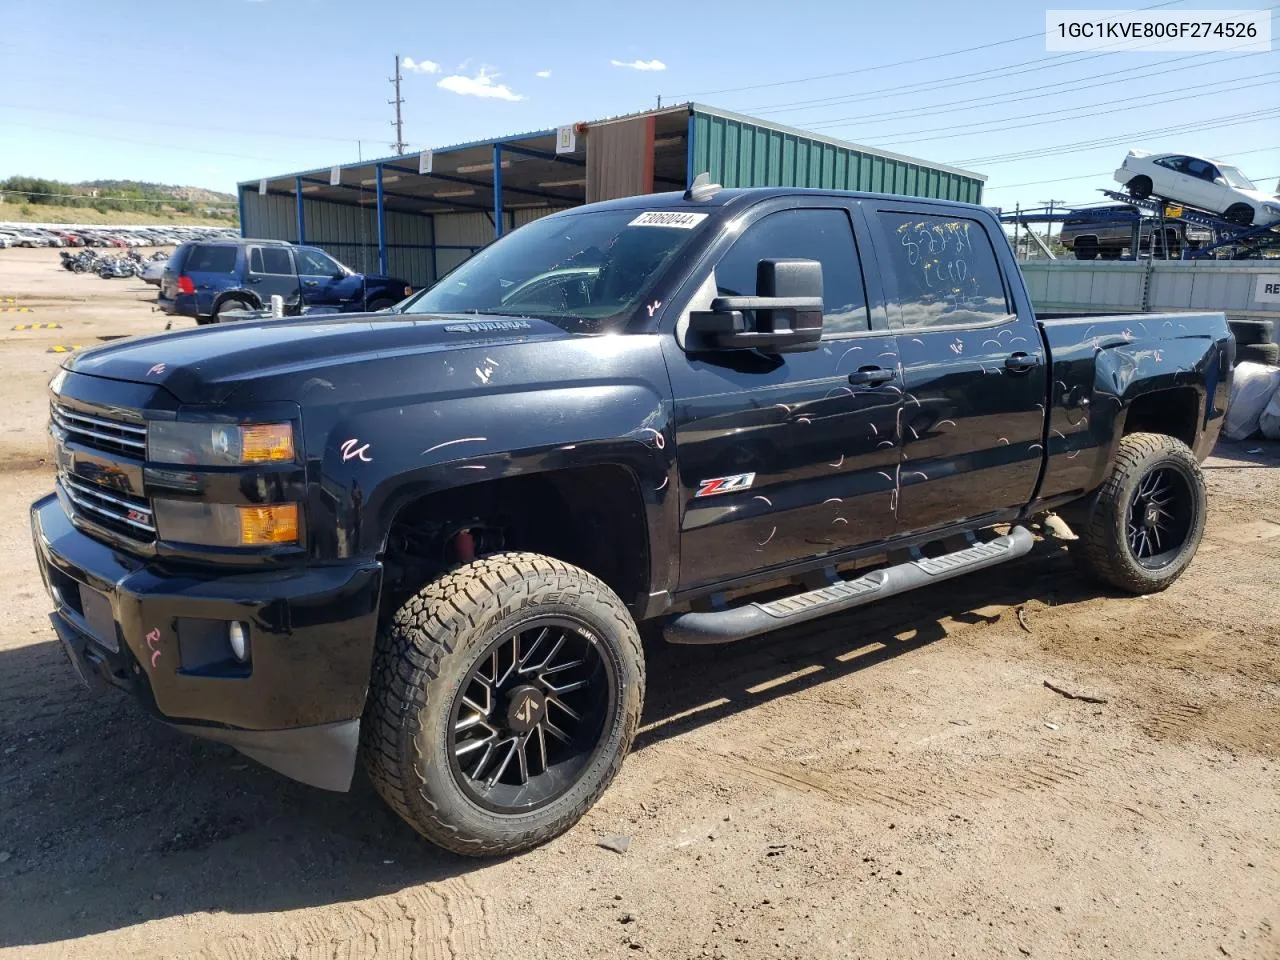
[380,464,650,617]
[1122,387,1200,449]
[214,290,260,312]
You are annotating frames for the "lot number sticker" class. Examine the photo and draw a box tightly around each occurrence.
[629,211,709,229]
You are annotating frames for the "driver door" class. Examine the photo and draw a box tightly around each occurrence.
[664,201,903,591]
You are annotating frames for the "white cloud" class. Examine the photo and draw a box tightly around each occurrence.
[610,58,666,71]
[535,70,552,78]
[402,56,440,74]
[437,67,525,102]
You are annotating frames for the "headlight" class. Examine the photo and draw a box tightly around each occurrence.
[148,421,295,465]
[1263,204,1280,218]
[152,500,300,546]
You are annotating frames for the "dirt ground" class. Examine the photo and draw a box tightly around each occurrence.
[0,246,1277,960]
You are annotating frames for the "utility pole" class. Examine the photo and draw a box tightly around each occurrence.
[1039,198,1064,242]
[1013,202,1021,260]
[656,94,662,109]
[389,54,407,155]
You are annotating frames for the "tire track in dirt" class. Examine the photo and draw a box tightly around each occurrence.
[178,878,507,960]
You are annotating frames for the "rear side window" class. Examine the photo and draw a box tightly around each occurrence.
[714,208,869,336]
[184,245,237,273]
[250,247,293,275]
[875,212,1011,329]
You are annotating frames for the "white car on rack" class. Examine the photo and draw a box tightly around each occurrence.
[1115,150,1280,227]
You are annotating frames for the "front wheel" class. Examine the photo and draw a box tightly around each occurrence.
[361,552,645,857]
[1068,432,1206,594]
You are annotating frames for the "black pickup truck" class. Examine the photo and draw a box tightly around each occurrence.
[32,182,1233,856]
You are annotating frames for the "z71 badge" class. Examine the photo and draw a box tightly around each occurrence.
[695,473,756,497]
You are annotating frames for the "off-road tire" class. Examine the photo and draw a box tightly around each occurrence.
[1228,319,1275,347]
[361,552,645,857]
[1237,342,1279,367]
[1069,432,1206,594]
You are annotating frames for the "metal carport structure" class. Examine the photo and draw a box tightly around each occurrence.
[238,103,987,290]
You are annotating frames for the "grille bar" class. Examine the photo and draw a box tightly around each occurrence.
[61,474,156,536]
[51,404,147,455]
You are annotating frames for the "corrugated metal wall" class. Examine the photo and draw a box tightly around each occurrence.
[240,190,559,288]
[688,109,984,204]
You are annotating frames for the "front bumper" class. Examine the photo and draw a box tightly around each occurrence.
[31,493,382,791]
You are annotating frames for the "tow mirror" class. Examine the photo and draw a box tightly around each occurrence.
[688,258,824,354]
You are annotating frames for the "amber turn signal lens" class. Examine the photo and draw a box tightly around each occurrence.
[238,504,299,545]
[239,423,295,463]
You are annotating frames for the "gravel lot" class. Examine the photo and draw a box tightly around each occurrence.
[0,246,1277,960]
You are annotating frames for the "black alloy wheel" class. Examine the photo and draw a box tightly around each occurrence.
[1125,466,1194,569]
[448,617,614,813]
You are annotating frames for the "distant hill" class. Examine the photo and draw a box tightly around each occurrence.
[0,176,238,224]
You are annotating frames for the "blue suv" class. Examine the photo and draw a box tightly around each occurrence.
[158,239,413,324]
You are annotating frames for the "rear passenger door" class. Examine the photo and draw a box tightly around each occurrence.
[246,246,301,307]
[865,203,1047,536]
[667,200,903,590]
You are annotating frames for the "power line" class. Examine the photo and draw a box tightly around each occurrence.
[951,108,1280,165]
[1,120,300,165]
[677,0,1188,99]
[869,73,1280,148]
[0,102,384,146]
[790,42,1275,132]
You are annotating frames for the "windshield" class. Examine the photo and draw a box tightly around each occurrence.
[400,208,709,333]
[1217,165,1256,190]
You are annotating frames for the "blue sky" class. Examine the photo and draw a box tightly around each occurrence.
[1,0,1276,212]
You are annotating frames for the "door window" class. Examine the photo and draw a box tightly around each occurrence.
[295,247,343,276]
[250,247,294,275]
[1155,156,1191,173]
[875,212,1011,329]
[1183,158,1218,182]
[714,208,869,336]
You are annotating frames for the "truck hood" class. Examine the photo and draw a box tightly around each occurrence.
[65,312,570,404]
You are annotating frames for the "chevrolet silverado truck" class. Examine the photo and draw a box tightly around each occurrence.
[31,181,1233,856]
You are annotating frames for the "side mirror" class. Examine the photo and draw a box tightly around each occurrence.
[688,258,824,354]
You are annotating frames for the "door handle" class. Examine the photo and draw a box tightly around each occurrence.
[248,276,262,284]
[1005,352,1041,373]
[304,280,318,287]
[848,366,896,386]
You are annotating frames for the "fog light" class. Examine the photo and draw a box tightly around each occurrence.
[228,621,250,662]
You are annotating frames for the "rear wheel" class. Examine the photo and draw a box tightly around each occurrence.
[361,552,644,856]
[212,296,253,323]
[366,297,396,312]
[1069,432,1206,594]
[1074,238,1098,261]
[1127,176,1153,200]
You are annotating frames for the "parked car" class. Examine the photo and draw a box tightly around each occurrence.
[1115,150,1280,227]
[139,258,166,286]
[32,184,1232,857]
[158,238,412,323]
[0,230,45,248]
[1058,204,1213,260]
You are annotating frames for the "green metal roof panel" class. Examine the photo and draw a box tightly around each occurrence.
[689,105,984,204]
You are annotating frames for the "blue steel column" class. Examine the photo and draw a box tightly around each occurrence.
[237,186,246,237]
[294,176,305,244]
[376,163,388,275]
[686,111,696,189]
[493,144,504,239]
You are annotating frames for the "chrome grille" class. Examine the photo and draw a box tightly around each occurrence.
[51,403,147,457]
[60,473,156,541]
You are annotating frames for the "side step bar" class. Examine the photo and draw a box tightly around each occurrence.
[663,526,1034,645]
